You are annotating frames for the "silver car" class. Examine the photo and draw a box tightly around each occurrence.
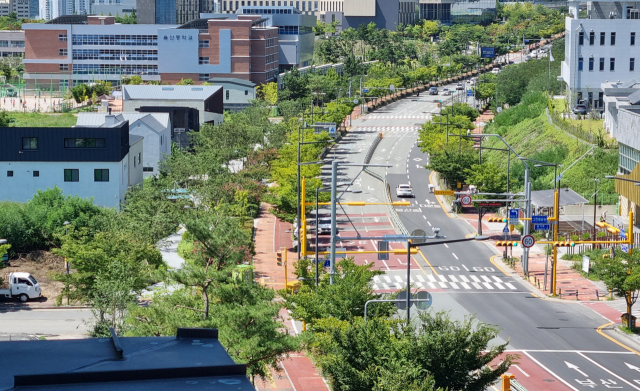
[396,184,414,197]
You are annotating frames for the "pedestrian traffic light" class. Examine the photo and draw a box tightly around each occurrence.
[276,251,283,266]
[496,241,518,247]
[487,217,507,223]
[554,241,575,247]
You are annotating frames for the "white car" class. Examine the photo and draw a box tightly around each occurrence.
[316,218,332,235]
[396,184,414,198]
[491,67,500,74]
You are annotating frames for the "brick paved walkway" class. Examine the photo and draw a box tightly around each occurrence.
[253,203,330,391]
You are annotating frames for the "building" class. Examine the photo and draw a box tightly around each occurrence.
[208,77,256,110]
[202,5,315,70]
[0,121,143,209]
[418,0,496,25]
[601,79,640,136]
[0,328,255,390]
[39,0,74,20]
[22,14,279,89]
[76,112,171,177]
[560,0,640,109]
[91,0,136,17]
[122,84,223,146]
[0,0,30,19]
[137,0,217,24]
[0,30,25,58]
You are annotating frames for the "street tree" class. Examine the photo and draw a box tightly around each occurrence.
[464,162,507,194]
[592,251,640,319]
[427,149,477,188]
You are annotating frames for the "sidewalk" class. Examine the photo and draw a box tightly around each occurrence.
[253,203,330,391]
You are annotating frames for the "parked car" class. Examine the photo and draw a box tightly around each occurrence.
[396,184,414,198]
[491,67,500,74]
[456,83,464,90]
[0,272,42,302]
[572,104,588,115]
[429,86,438,95]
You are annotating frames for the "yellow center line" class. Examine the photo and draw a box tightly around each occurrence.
[418,248,438,275]
[597,322,640,356]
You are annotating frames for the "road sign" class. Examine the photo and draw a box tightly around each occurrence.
[434,190,454,196]
[534,224,551,231]
[353,98,359,105]
[323,260,331,267]
[556,173,564,181]
[396,290,410,310]
[414,291,432,310]
[522,235,535,248]
[378,241,389,260]
[389,84,395,91]
[622,244,629,253]
[477,202,502,207]
[480,47,496,58]
[621,229,626,239]
[329,126,337,137]
[582,255,591,273]
[532,215,548,224]
[509,209,519,225]
[410,229,427,244]
[467,90,473,97]
[461,195,472,206]
[362,88,369,93]
[503,226,509,234]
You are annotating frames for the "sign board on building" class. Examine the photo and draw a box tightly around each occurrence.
[509,209,519,225]
[480,47,496,58]
[622,244,629,254]
[434,190,454,196]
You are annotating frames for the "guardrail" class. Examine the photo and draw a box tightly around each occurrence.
[511,379,529,391]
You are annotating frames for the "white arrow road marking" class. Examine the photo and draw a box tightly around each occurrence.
[579,353,640,390]
[413,158,423,161]
[374,217,379,222]
[626,362,640,372]
[564,361,588,377]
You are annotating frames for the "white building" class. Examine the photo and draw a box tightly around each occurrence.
[0,121,143,209]
[601,79,640,136]
[76,112,172,178]
[208,77,256,111]
[561,0,640,109]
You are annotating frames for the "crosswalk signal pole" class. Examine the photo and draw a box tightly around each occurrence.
[407,240,412,325]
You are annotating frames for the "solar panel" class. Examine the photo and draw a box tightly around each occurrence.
[620,78,638,88]
[629,89,640,105]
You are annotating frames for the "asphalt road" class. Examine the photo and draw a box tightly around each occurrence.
[317,85,640,390]
[0,308,91,338]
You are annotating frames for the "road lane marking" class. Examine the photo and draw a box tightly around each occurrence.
[482,282,494,289]
[452,253,458,259]
[490,255,512,277]
[521,351,579,391]
[427,221,432,226]
[417,248,438,275]
[513,365,530,377]
[472,282,483,289]
[505,283,517,290]
[444,243,449,248]
[577,352,640,390]
[423,215,426,219]
[429,171,457,219]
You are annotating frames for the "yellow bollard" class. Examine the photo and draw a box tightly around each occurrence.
[501,373,515,391]
[302,321,307,332]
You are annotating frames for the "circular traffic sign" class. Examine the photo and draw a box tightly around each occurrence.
[414,291,432,311]
[411,229,427,244]
[522,235,535,248]
[461,195,472,206]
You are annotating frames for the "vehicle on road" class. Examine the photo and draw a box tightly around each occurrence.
[0,272,42,302]
[429,86,438,95]
[456,83,464,90]
[491,68,500,74]
[315,218,332,235]
[442,88,452,95]
[572,104,588,115]
[396,184,414,197]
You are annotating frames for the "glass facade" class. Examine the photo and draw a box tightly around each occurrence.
[73,64,159,75]
[156,0,177,24]
[620,143,640,174]
[278,25,312,34]
[420,0,495,25]
[73,49,158,61]
[72,34,158,46]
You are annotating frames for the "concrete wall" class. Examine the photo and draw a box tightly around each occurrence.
[616,108,640,150]
[128,138,144,186]
[563,204,617,216]
[129,120,170,176]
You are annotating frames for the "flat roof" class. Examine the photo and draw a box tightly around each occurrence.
[123,85,222,101]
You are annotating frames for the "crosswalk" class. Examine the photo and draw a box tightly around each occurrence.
[365,115,431,119]
[355,126,421,132]
[372,274,520,291]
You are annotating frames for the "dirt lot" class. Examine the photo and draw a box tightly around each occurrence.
[1,251,66,302]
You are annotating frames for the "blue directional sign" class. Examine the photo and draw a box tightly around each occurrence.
[480,47,495,58]
[503,226,510,234]
[532,215,548,224]
[509,209,519,225]
[534,224,551,231]
[622,244,629,253]
[621,229,626,239]
[362,88,370,93]
[324,260,331,267]
[467,90,473,97]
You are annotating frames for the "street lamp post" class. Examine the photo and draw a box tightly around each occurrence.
[63,220,70,306]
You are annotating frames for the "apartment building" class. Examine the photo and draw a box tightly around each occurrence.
[92,0,137,17]
[0,121,143,209]
[0,30,25,58]
[0,0,30,19]
[561,0,640,109]
[21,14,279,89]
[202,5,315,69]
[137,0,218,24]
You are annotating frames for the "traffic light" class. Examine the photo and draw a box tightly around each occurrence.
[496,241,518,247]
[554,241,576,247]
[487,217,507,223]
[276,251,283,266]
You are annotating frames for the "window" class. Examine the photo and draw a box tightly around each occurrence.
[611,32,616,45]
[600,32,605,45]
[632,32,636,46]
[223,0,226,10]
[578,57,583,71]
[245,90,248,95]
[22,137,37,150]
[199,40,209,48]
[600,57,605,71]
[138,152,141,163]
[578,31,584,45]
[59,64,69,71]
[7,170,12,177]
[64,169,79,182]
[59,34,67,41]
[143,167,154,172]
[94,169,109,182]
[589,57,594,71]
[198,73,210,81]
[226,90,230,100]
[589,31,595,45]
[33,171,39,177]
[199,56,209,64]
[64,138,105,148]
[632,58,636,71]
[59,49,67,56]
[610,57,615,71]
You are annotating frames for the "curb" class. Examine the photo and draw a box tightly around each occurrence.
[0,304,89,310]
[609,323,640,353]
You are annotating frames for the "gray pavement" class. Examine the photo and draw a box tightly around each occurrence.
[0,308,91,338]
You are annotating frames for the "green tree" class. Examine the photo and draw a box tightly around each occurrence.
[464,162,507,194]
[592,251,640,317]
[257,82,278,105]
[177,78,194,85]
[427,149,477,188]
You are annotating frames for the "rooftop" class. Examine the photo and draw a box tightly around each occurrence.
[45,15,88,24]
[531,188,589,208]
[122,85,223,101]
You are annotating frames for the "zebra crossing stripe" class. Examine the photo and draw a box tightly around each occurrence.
[384,276,392,283]
[382,283,390,290]
[374,276,381,283]
[415,281,424,288]
[505,283,517,290]
[417,275,426,282]
[450,275,459,282]
[428,282,437,289]
[472,282,483,289]
[460,275,470,282]
[372,274,519,291]
[491,276,504,283]
[395,276,403,283]
[495,282,506,290]
[471,275,481,283]
[461,282,471,289]
[483,282,494,289]
[438,275,447,282]
[450,282,460,290]
[481,276,492,283]
[428,275,437,282]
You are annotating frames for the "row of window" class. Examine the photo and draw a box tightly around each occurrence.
[22,137,106,150]
[199,40,209,48]
[72,64,159,75]
[578,31,636,46]
[72,34,158,46]
[577,57,635,72]
[0,41,24,48]
[199,56,209,65]
[72,49,158,61]
[224,0,315,11]
[241,7,294,14]
[6,169,110,182]
[266,53,276,65]
[266,37,277,48]
[278,25,313,35]
[224,89,250,99]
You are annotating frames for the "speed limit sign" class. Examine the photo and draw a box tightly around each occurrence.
[522,235,535,248]
[461,195,472,206]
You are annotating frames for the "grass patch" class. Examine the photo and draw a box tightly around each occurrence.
[9,112,77,127]
[619,326,639,335]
